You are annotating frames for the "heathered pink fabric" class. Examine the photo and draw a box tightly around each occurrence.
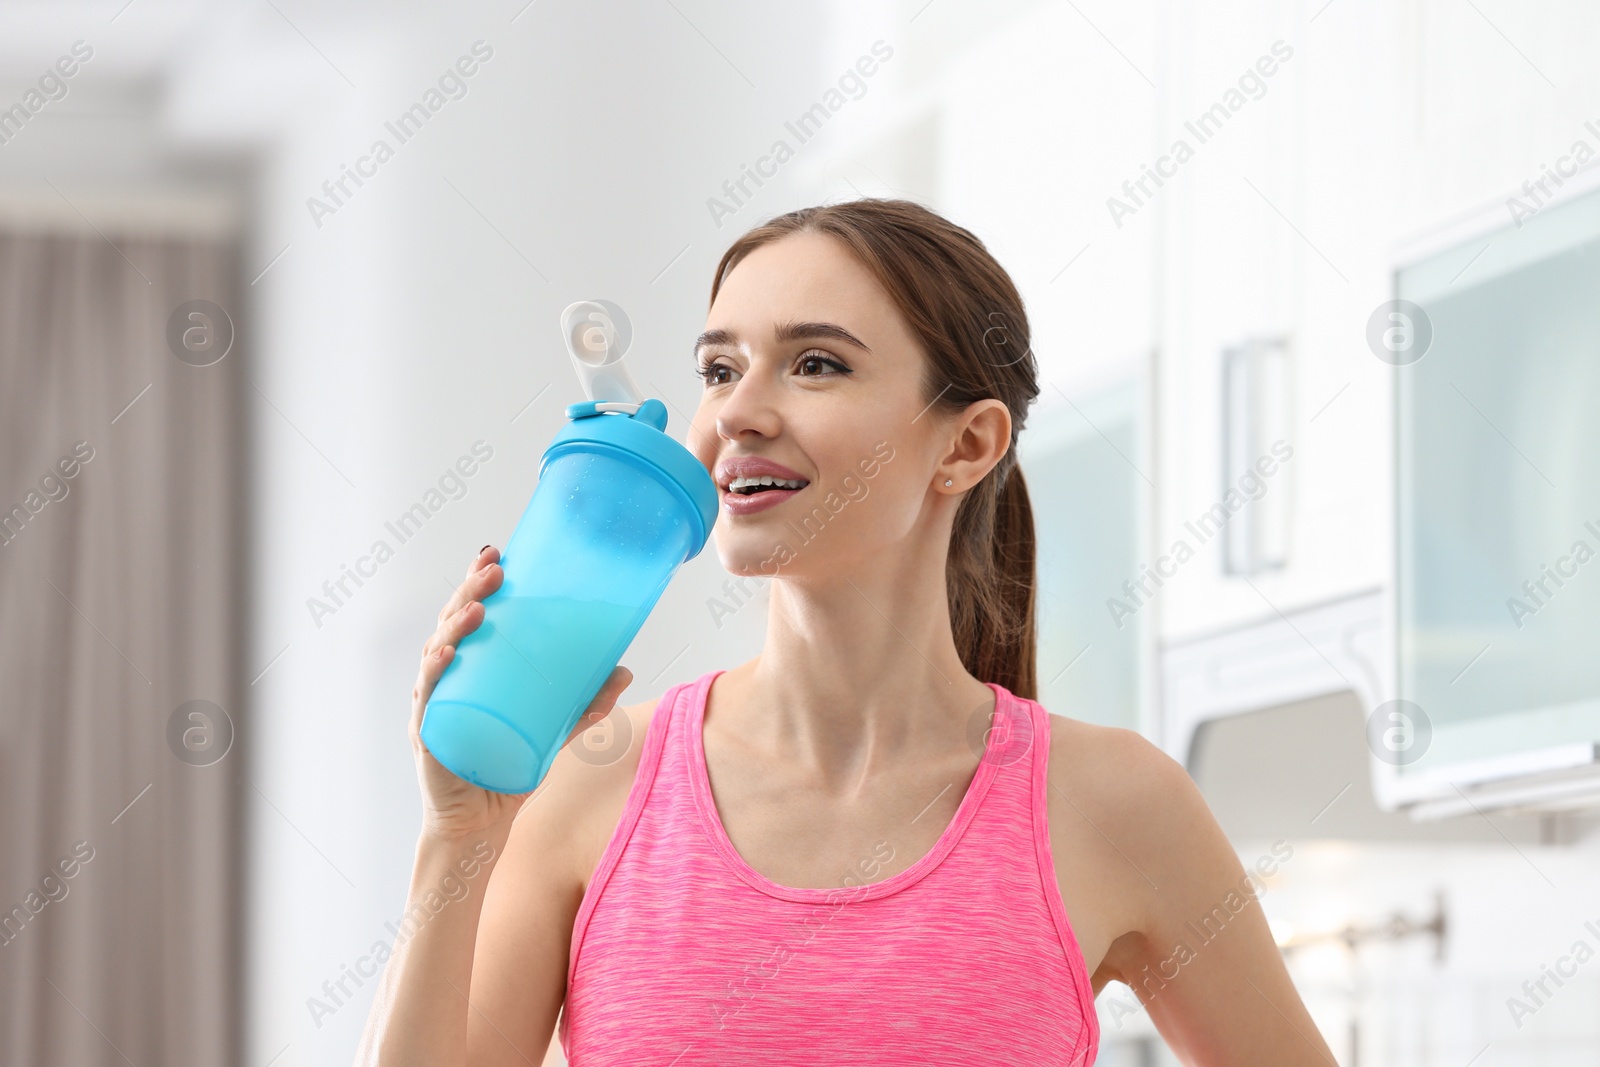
[560,668,1100,1065]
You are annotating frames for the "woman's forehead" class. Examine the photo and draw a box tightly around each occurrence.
[707,239,913,356]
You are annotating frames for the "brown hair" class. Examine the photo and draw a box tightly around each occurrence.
[708,198,1040,700]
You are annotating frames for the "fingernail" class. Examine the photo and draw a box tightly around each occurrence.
[479,544,492,556]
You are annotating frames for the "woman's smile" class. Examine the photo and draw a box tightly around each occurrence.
[716,455,812,516]
[721,482,804,515]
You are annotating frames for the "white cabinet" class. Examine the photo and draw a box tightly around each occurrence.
[1149,4,1600,817]
[1148,8,1393,647]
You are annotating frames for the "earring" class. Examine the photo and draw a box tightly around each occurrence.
[944,478,953,487]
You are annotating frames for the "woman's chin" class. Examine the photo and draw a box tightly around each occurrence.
[713,539,802,579]
[715,553,784,580]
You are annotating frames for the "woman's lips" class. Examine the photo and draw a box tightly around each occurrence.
[721,483,805,515]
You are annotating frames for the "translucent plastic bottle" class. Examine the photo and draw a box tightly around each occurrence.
[420,301,717,793]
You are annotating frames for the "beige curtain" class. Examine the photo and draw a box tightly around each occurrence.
[0,226,244,1065]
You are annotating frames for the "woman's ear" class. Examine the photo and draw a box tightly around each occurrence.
[936,399,1011,492]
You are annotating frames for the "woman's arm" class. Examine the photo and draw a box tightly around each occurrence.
[1062,727,1339,1066]
[352,546,633,1067]
[458,693,657,1063]
[352,824,518,1066]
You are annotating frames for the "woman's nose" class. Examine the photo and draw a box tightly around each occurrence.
[713,366,782,441]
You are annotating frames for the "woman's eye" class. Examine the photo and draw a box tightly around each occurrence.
[695,360,734,385]
[797,351,850,376]
[695,351,850,385]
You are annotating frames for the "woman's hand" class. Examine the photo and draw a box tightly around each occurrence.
[408,544,634,840]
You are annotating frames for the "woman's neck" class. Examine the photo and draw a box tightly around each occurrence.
[712,554,995,793]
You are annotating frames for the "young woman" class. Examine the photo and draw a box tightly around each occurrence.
[357,199,1337,1065]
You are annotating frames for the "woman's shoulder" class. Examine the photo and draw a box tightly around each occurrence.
[1032,708,1230,979]
[1039,710,1213,862]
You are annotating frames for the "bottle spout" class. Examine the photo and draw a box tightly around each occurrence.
[562,299,644,409]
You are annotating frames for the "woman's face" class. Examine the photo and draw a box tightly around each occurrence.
[688,230,977,580]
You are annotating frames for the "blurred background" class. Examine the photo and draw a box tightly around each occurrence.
[2,0,1598,1064]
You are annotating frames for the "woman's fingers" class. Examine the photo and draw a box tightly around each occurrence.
[410,641,453,738]
[412,545,500,736]
[410,596,484,732]
[595,664,634,709]
[438,545,500,624]
[424,597,487,660]
[563,664,635,749]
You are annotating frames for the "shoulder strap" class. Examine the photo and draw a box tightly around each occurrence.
[633,675,691,776]
[565,674,698,993]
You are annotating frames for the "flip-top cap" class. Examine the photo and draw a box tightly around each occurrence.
[544,397,718,560]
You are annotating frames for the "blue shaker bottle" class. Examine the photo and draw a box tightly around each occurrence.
[420,300,718,793]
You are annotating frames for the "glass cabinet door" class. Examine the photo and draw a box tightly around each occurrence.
[1020,380,1143,733]
[1395,183,1600,779]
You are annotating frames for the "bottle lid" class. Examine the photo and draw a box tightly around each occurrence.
[562,300,643,407]
[542,398,718,559]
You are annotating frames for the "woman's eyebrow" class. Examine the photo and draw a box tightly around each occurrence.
[693,321,872,356]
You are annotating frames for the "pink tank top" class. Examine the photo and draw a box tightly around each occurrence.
[559,668,1101,1065]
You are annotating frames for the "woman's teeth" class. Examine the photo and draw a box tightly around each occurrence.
[728,474,807,495]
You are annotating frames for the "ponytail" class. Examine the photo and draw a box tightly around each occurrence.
[948,456,1037,700]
